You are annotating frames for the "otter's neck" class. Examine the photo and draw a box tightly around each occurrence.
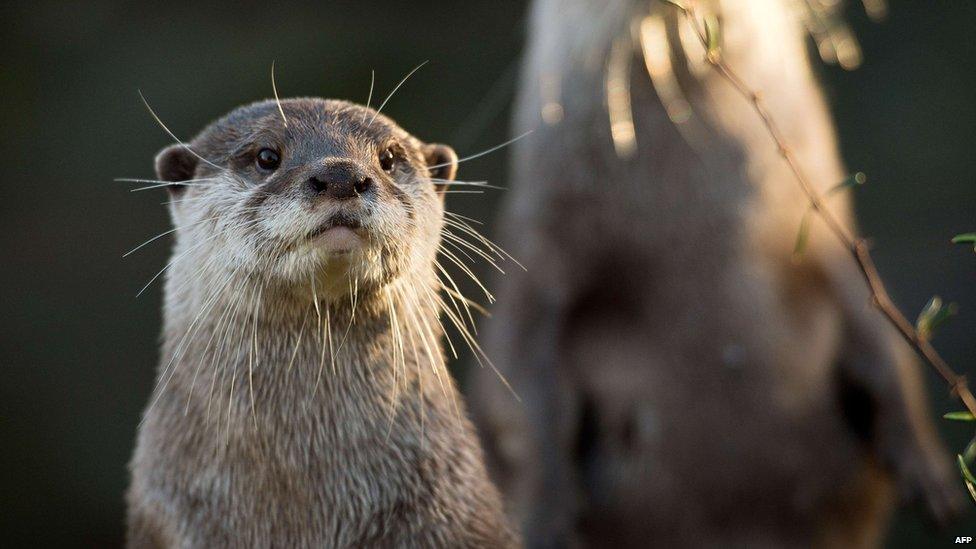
[155,269,454,440]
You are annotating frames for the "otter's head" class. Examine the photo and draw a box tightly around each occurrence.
[155,98,458,298]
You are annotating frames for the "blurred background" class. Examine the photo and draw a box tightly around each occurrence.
[0,1,972,546]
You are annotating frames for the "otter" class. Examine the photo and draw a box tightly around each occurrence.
[469,0,960,546]
[126,98,518,548]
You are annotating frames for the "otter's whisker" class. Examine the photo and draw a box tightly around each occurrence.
[443,210,485,225]
[434,261,474,350]
[115,177,218,185]
[385,287,406,433]
[123,214,220,258]
[351,277,359,322]
[271,60,288,127]
[429,287,519,402]
[248,284,264,430]
[401,296,425,448]
[439,236,479,266]
[138,90,225,171]
[399,285,453,414]
[369,60,429,127]
[161,194,221,206]
[424,284,463,365]
[129,181,218,192]
[310,272,323,327]
[225,282,260,439]
[441,217,504,258]
[169,242,227,300]
[430,178,506,190]
[443,216,526,271]
[326,306,335,375]
[442,230,505,273]
[440,285,490,318]
[286,306,310,374]
[335,282,357,354]
[311,303,333,398]
[140,262,244,428]
[408,286,461,423]
[178,226,260,301]
[207,280,251,422]
[362,69,375,123]
[209,283,249,395]
[185,283,244,416]
[136,218,262,298]
[428,129,534,170]
[438,246,495,302]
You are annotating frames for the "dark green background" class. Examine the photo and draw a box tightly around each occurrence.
[1,1,973,546]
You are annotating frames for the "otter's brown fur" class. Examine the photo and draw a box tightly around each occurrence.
[469,1,960,546]
[127,98,518,547]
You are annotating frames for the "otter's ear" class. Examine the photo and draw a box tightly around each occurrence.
[423,144,458,189]
[155,144,199,196]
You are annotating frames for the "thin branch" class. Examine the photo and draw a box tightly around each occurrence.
[668,1,976,416]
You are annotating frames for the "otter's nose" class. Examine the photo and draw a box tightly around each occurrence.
[306,163,373,200]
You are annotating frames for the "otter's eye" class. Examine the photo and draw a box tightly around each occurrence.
[379,147,396,173]
[256,148,280,171]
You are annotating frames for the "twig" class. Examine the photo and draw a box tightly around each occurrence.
[666,1,976,416]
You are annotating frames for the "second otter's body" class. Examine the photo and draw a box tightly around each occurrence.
[469,1,959,546]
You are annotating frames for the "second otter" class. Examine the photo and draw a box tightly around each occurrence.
[127,98,518,547]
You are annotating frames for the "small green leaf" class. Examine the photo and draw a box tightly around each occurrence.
[965,435,976,463]
[944,411,976,422]
[959,454,976,485]
[827,172,867,196]
[953,233,976,252]
[792,209,813,260]
[965,478,976,504]
[704,15,721,59]
[915,296,957,341]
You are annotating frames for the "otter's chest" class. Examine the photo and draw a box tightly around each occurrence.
[179,423,428,547]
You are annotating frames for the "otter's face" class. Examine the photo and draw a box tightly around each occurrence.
[155,98,458,294]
